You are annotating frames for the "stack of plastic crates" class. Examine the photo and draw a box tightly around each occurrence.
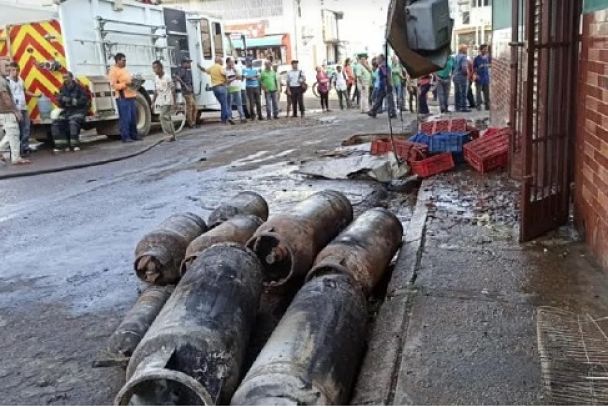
[463,127,510,174]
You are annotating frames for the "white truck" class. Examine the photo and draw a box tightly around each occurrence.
[0,0,233,140]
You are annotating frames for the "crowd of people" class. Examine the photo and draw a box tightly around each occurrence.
[0,43,491,166]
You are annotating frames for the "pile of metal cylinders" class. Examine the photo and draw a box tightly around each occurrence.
[101,190,403,406]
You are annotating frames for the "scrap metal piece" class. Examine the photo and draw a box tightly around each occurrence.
[116,243,264,406]
[308,207,403,294]
[207,191,269,228]
[181,214,264,275]
[93,285,174,368]
[248,190,353,289]
[134,213,207,285]
[231,274,368,406]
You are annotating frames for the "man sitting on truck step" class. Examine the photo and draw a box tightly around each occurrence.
[109,53,140,142]
[51,72,90,152]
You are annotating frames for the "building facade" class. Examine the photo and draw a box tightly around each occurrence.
[450,0,492,53]
[164,0,346,74]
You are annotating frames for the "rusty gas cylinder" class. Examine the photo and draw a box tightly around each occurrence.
[207,191,269,228]
[94,285,174,368]
[116,243,264,405]
[134,213,207,285]
[308,207,403,294]
[231,273,367,405]
[247,190,353,289]
[181,214,263,275]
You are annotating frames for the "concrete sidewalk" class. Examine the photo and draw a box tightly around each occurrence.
[354,168,608,405]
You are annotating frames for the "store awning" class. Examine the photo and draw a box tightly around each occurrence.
[232,34,284,49]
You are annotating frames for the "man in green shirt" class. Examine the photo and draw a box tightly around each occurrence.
[390,55,405,111]
[260,61,279,119]
[435,54,454,113]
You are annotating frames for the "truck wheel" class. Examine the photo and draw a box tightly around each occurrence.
[135,93,152,137]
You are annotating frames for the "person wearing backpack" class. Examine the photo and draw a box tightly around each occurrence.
[286,60,307,118]
[453,44,471,112]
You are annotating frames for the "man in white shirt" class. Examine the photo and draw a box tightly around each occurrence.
[152,60,176,141]
[286,60,306,118]
[7,62,37,156]
[332,65,350,110]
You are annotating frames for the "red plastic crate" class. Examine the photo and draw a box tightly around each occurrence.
[411,153,455,178]
[371,138,428,163]
[419,118,468,135]
[463,129,510,174]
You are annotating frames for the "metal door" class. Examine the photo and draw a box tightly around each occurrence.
[513,0,581,241]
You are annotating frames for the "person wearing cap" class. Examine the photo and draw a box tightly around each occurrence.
[175,56,197,128]
[286,59,306,118]
[198,56,232,125]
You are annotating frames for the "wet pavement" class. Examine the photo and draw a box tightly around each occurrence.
[3,101,597,405]
[0,103,419,405]
[388,168,608,405]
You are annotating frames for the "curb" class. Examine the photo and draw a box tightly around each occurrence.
[351,183,430,405]
[0,138,165,181]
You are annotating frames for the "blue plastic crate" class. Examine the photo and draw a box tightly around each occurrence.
[408,133,431,146]
[428,132,471,154]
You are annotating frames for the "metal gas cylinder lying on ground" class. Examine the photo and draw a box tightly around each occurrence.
[231,273,368,406]
[181,214,263,275]
[93,285,174,368]
[308,207,403,294]
[247,190,353,289]
[134,213,207,285]
[115,243,264,406]
[207,191,269,228]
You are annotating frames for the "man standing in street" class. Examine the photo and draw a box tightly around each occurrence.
[152,60,176,142]
[286,59,306,118]
[354,54,371,113]
[51,72,89,152]
[243,58,263,121]
[390,55,405,112]
[453,45,471,113]
[368,54,396,119]
[332,65,349,110]
[175,56,197,128]
[198,56,232,125]
[7,62,38,156]
[0,74,30,165]
[260,60,279,120]
[435,54,454,113]
[225,57,247,123]
[474,44,491,111]
[108,53,140,142]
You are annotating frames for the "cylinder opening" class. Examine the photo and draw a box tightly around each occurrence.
[250,234,293,285]
[115,369,213,406]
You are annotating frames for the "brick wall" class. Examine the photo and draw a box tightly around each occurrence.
[490,28,511,127]
[491,27,524,179]
[575,9,608,270]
